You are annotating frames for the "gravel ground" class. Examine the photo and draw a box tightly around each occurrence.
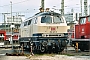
[0,46,90,60]
[30,55,90,60]
[0,56,30,60]
[0,55,90,60]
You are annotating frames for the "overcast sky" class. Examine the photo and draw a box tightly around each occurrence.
[0,0,90,22]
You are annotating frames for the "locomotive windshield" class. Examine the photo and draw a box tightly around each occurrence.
[41,16,52,23]
[88,17,90,22]
[53,16,64,23]
[80,17,86,24]
[41,16,64,24]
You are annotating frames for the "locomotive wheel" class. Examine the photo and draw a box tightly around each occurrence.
[40,47,45,53]
[61,41,66,47]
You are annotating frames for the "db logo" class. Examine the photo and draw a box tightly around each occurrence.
[82,28,84,31]
[82,28,84,33]
[51,27,56,31]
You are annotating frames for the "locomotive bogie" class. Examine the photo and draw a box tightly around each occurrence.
[19,37,67,53]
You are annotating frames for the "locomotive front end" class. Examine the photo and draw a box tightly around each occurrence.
[32,25,69,53]
[31,12,69,53]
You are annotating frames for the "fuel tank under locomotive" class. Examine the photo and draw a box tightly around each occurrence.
[19,36,68,53]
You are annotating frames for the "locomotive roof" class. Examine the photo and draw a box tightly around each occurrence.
[79,15,90,18]
[25,11,62,21]
[35,11,61,16]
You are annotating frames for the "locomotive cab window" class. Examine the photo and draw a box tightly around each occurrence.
[88,17,90,22]
[79,18,86,24]
[24,21,28,26]
[41,16,52,23]
[28,20,31,25]
[53,16,64,23]
[20,22,24,28]
[34,18,37,24]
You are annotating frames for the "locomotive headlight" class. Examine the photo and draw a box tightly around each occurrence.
[42,34,46,37]
[59,33,64,37]
[42,34,45,37]
[61,34,64,37]
[42,34,49,37]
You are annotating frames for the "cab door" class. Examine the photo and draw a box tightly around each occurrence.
[79,17,86,38]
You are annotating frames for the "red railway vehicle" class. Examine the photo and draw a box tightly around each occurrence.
[5,32,19,44]
[0,30,6,45]
[71,15,90,51]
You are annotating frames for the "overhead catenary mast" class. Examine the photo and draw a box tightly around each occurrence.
[89,5,90,15]
[84,0,88,15]
[80,0,82,16]
[41,0,44,11]
[61,0,64,15]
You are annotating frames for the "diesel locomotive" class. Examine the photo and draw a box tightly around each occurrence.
[19,10,69,53]
[71,15,90,51]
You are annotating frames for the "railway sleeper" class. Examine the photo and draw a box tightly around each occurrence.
[6,53,24,56]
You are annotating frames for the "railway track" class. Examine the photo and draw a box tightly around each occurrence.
[0,45,90,56]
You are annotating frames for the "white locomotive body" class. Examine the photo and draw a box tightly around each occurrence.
[19,11,69,53]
